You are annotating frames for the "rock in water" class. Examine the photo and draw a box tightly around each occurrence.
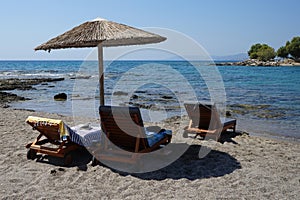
[54,93,67,101]
[161,95,173,99]
[131,94,138,99]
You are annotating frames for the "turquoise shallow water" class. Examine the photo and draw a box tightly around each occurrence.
[1,60,299,141]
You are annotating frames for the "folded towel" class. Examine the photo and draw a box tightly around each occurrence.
[26,116,70,140]
[26,116,102,147]
[145,128,172,147]
[70,124,102,147]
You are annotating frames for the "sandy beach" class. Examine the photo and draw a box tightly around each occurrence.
[1,0,300,199]
[0,106,299,199]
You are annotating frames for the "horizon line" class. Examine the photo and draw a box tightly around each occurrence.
[0,59,245,62]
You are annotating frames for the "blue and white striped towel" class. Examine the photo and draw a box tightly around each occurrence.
[68,124,102,147]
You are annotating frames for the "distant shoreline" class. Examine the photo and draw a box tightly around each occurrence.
[215,59,300,67]
[1,59,299,66]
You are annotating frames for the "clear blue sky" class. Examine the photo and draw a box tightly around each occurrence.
[1,0,299,60]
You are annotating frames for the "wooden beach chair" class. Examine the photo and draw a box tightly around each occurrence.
[25,116,81,165]
[184,102,236,140]
[94,106,172,165]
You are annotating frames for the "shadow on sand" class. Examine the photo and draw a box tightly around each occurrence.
[34,148,92,170]
[32,131,244,178]
[104,143,241,180]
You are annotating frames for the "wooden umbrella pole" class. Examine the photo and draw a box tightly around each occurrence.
[98,44,105,106]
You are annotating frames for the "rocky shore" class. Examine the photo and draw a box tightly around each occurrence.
[0,77,64,107]
[0,77,290,121]
[216,58,300,66]
[0,77,64,91]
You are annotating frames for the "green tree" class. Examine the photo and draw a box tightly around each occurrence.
[248,43,262,59]
[257,45,276,61]
[248,43,276,61]
[286,37,300,61]
[277,46,288,59]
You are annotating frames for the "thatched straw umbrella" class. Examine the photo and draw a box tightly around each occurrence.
[35,17,166,105]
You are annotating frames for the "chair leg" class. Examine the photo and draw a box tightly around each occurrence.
[183,131,189,138]
[27,149,37,160]
[91,157,100,166]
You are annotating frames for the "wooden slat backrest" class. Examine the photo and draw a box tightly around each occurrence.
[184,102,222,130]
[99,106,149,152]
[27,121,60,141]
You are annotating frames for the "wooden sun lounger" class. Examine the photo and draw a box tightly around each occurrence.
[184,102,236,141]
[25,116,81,166]
[93,106,172,165]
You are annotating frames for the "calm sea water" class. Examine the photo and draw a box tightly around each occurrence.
[0,60,299,141]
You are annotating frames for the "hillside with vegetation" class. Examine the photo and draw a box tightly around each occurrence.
[248,36,300,62]
[217,36,300,66]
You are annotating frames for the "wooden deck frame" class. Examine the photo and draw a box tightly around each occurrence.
[184,102,236,141]
[96,106,172,164]
[26,118,81,165]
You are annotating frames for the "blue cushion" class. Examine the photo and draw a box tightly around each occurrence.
[145,129,172,147]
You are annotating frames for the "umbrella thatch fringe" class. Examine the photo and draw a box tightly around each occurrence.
[35,20,166,51]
